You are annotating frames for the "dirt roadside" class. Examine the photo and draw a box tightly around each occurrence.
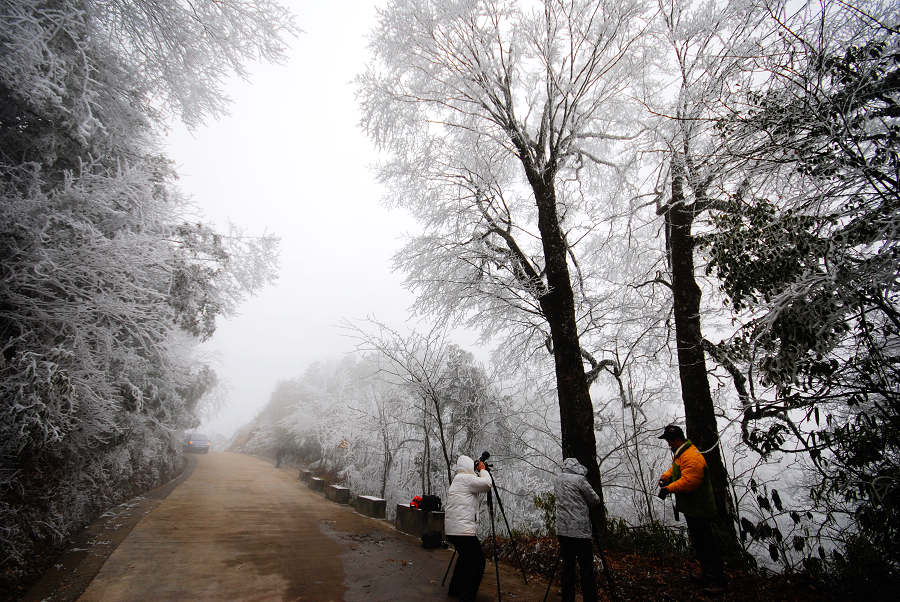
[24,452,559,601]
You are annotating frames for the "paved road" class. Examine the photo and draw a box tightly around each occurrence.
[35,452,553,601]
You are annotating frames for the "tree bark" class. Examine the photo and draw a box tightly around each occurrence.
[380,418,393,499]
[422,404,430,496]
[666,165,736,540]
[427,392,454,485]
[380,449,392,499]
[525,165,607,520]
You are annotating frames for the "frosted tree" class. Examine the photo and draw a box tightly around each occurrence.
[702,0,900,575]
[349,320,462,490]
[349,379,419,499]
[0,0,295,591]
[358,0,655,517]
[635,0,781,546]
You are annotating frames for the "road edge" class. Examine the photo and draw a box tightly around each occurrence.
[20,454,198,602]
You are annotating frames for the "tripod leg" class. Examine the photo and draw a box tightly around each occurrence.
[441,549,456,587]
[542,555,560,602]
[592,530,620,602]
[487,493,502,601]
[489,476,529,584]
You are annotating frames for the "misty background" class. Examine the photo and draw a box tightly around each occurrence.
[167,1,481,438]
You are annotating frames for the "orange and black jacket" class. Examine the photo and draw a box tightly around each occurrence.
[661,441,717,518]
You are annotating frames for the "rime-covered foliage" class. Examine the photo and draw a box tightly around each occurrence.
[0,0,293,593]
[355,0,900,588]
[358,0,670,528]
[701,1,900,580]
[233,339,575,535]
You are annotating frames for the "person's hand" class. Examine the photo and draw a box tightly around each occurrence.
[658,477,671,488]
[475,460,486,472]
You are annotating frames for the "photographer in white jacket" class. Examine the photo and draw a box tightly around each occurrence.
[444,455,493,601]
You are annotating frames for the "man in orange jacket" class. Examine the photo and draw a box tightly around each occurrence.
[658,424,726,594]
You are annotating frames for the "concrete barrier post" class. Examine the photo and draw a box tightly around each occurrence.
[326,485,350,504]
[395,503,428,536]
[395,504,445,540]
[356,495,386,519]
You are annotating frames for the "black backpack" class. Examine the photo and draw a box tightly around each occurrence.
[420,494,442,512]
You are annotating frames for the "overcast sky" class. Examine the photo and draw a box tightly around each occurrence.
[163,1,467,438]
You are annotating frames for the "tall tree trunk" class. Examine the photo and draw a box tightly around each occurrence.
[380,418,393,499]
[667,164,737,541]
[524,160,619,599]
[380,449,392,499]
[526,167,606,520]
[422,404,429,495]
[629,401,655,522]
[427,393,454,484]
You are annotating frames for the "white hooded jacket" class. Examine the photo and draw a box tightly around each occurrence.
[444,455,493,536]
[553,457,601,539]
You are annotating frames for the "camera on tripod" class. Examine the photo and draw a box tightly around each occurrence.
[478,451,493,470]
[657,487,669,500]
[442,449,530,596]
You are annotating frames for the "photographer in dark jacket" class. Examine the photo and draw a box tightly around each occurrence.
[553,457,601,602]
[658,424,726,594]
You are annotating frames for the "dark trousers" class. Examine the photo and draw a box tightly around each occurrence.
[558,535,596,602]
[685,515,725,584]
[447,535,485,601]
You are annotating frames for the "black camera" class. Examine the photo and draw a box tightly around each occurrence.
[478,451,493,470]
[657,488,669,500]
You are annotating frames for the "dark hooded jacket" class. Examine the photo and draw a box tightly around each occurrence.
[553,458,601,538]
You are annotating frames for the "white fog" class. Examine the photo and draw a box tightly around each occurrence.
[164,1,417,439]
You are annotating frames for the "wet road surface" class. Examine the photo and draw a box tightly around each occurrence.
[28,452,556,601]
